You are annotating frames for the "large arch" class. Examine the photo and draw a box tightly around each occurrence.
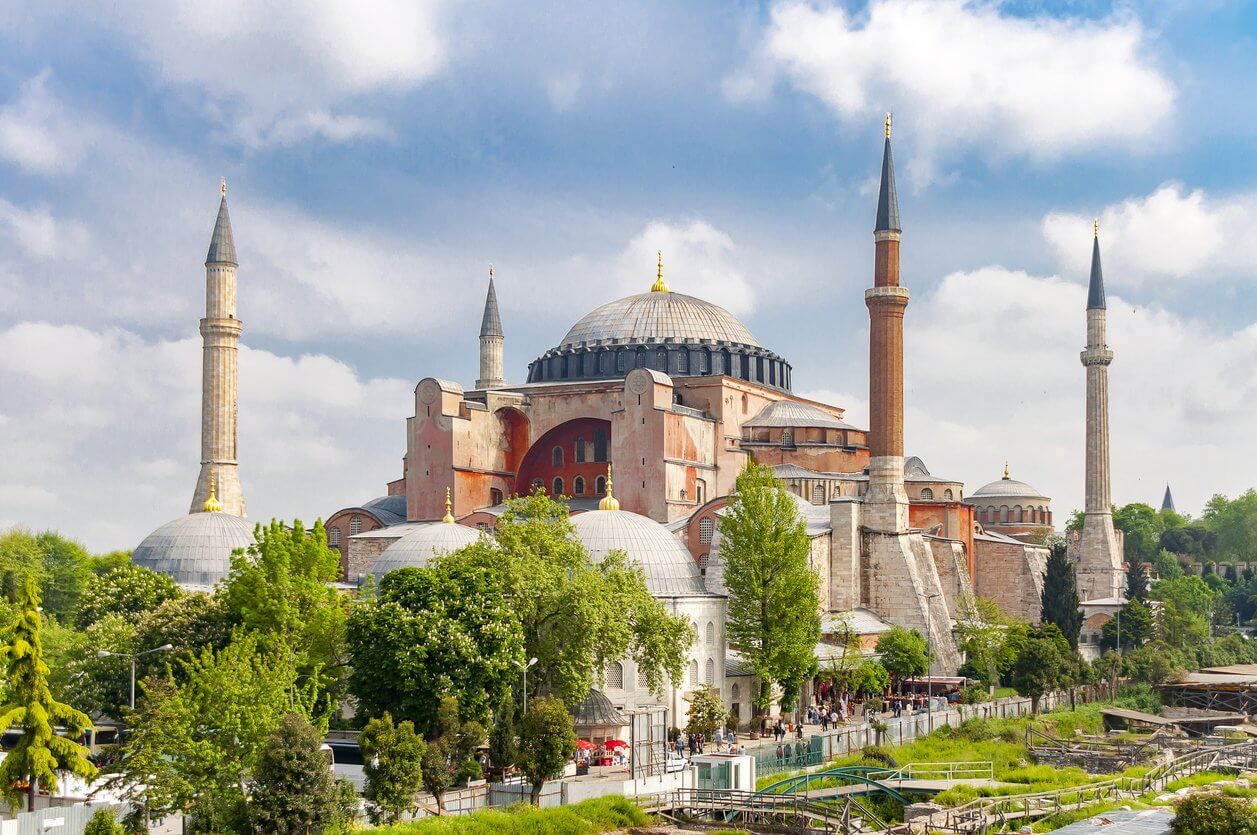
[515,418,613,499]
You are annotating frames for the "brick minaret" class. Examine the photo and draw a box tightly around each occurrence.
[476,266,505,389]
[1075,222,1122,600]
[190,181,246,516]
[864,113,910,532]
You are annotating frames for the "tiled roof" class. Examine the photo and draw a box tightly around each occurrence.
[570,689,627,729]
[558,291,759,348]
[745,399,855,431]
[361,495,408,526]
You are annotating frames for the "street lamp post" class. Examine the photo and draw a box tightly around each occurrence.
[921,592,942,733]
[98,644,175,710]
[516,657,538,714]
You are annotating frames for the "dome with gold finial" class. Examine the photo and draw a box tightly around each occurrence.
[202,470,223,513]
[368,496,481,578]
[570,506,709,597]
[132,507,253,589]
[598,464,620,511]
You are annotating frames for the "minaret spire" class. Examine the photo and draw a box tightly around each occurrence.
[1161,484,1176,513]
[1087,219,1106,310]
[875,113,900,234]
[191,182,246,516]
[476,264,506,389]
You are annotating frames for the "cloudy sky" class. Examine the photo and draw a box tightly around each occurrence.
[1,0,1255,551]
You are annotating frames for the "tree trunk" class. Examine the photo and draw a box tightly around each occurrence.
[1069,688,1077,711]
[434,791,444,815]
[530,780,544,806]
[27,776,35,812]
[1031,695,1041,714]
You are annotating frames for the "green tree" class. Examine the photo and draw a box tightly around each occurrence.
[1123,642,1183,686]
[875,626,928,692]
[720,462,821,712]
[83,809,123,835]
[955,596,1012,688]
[1101,600,1155,652]
[1040,541,1083,648]
[1152,576,1216,650]
[347,551,521,731]
[33,532,92,622]
[250,713,338,835]
[516,696,576,806]
[1065,510,1084,533]
[1011,627,1064,713]
[222,519,348,717]
[1113,503,1166,563]
[488,696,517,773]
[1203,490,1257,561]
[484,492,690,708]
[1126,560,1149,601]
[0,577,97,811]
[1170,791,1257,835]
[1152,549,1184,580]
[685,685,728,738]
[420,697,484,814]
[76,563,182,629]
[105,677,195,832]
[852,659,890,696]
[360,712,426,824]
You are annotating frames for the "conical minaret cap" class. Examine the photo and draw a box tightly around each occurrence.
[1087,221,1106,310]
[874,114,900,233]
[206,181,238,266]
[480,266,503,338]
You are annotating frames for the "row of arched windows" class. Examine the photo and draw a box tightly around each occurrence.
[979,504,1051,524]
[918,488,955,501]
[530,475,607,497]
[528,345,792,391]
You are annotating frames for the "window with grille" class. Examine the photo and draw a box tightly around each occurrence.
[921,488,934,500]
[943,489,953,500]
[575,439,586,463]
[704,659,714,684]
[573,476,585,495]
[593,428,608,461]
[699,517,714,544]
[552,477,564,496]
[699,553,709,577]
[637,669,649,688]
[606,662,624,689]
[491,488,503,505]
[705,622,714,644]
[732,683,740,701]
[595,475,607,494]
[811,484,825,505]
[688,661,698,686]
[328,527,341,547]
[551,446,563,466]
[349,515,362,535]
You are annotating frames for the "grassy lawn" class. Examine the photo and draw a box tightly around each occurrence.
[370,796,650,835]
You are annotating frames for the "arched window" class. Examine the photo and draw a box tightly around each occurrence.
[1014,505,1024,522]
[732,683,740,701]
[699,517,715,544]
[705,622,715,644]
[695,479,706,504]
[704,658,715,684]
[943,489,954,500]
[656,349,667,370]
[606,662,624,689]
[551,446,563,467]
[921,488,934,500]
[616,350,630,372]
[637,669,649,688]
[811,483,825,505]
[573,476,585,495]
[1000,505,1009,523]
[782,429,793,447]
[490,488,504,505]
[349,515,362,535]
[575,438,586,462]
[595,475,607,494]
[699,553,709,576]
[741,393,748,414]
[688,660,699,686]
[552,477,564,496]
[676,351,689,373]
[328,527,341,548]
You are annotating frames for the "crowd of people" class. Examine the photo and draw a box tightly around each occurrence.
[674,727,747,758]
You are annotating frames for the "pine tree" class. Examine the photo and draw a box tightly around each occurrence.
[0,576,97,811]
[1040,542,1083,649]
[1126,560,1149,601]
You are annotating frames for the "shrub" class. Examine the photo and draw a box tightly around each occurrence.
[961,684,988,704]
[1171,793,1257,835]
[84,809,123,835]
[864,697,884,714]
[860,744,897,767]
[934,784,982,807]
[374,795,650,835]
[958,717,995,741]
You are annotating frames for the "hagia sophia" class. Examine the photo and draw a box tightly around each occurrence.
[132,119,1126,723]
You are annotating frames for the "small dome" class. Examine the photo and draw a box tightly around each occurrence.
[132,512,254,588]
[570,509,708,597]
[368,522,481,577]
[361,495,407,525]
[559,292,759,348]
[971,476,1047,500]
[745,399,855,430]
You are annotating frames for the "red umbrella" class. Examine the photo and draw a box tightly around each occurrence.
[575,739,596,751]
[604,739,628,749]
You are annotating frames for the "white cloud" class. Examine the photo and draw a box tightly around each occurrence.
[611,219,756,316]
[729,0,1174,175]
[44,0,447,148]
[0,70,87,174]
[1044,183,1257,284]
[544,72,583,112]
[0,321,411,550]
[0,198,91,260]
[897,266,1257,519]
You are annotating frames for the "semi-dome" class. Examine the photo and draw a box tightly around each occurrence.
[368,521,481,577]
[971,473,1047,500]
[132,511,254,588]
[560,292,760,349]
[570,509,709,597]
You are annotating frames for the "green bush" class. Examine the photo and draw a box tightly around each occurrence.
[374,796,650,835]
[84,809,123,835]
[1171,793,1257,835]
[957,717,995,741]
[961,684,988,704]
[865,697,884,714]
[860,744,897,767]
[1115,683,1162,714]
[933,784,982,807]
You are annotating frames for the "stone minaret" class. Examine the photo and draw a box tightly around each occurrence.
[190,181,246,517]
[1075,222,1122,600]
[476,266,505,390]
[864,113,910,533]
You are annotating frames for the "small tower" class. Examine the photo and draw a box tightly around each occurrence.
[1161,484,1176,513]
[190,180,246,517]
[1074,220,1123,601]
[476,265,505,390]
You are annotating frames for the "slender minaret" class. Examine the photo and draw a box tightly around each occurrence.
[476,265,505,390]
[1075,220,1122,600]
[864,113,910,532]
[190,180,246,516]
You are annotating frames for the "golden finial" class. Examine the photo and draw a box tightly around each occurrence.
[220,178,227,198]
[488,264,494,280]
[1093,218,1099,237]
[598,463,620,511]
[884,112,892,139]
[1003,461,1010,479]
[202,469,223,512]
[650,250,669,293]
[442,487,455,524]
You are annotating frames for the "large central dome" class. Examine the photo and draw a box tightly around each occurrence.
[559,291,760,349]
[527,281,792,391]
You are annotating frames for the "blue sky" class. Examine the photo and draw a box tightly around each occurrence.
[1,0,1255,550]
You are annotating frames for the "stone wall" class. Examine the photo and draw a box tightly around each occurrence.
[974,536,1049,622]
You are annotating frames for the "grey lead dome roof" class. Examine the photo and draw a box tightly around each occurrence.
[559,292,759,348]
[971,476,1048,500]
[368,522,481,577]
[132,511,254,588]
[570,509,711,597]
[745,399,856,431]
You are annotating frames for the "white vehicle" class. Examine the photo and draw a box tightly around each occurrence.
[665,751,688,773]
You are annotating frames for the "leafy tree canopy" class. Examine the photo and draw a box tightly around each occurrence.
[1040,541,1082,648]
[249,713,338,835]
[516,696,576,805]
[76,563,182,629]
[1203,490,1257,561]
[360,712,426,825]
[685,685,727,738]
[875,626,928,690]
[1100,600,1155,652]
[421,696,485,813]
[1011,626,1065,712]
[1113,503,1166,563]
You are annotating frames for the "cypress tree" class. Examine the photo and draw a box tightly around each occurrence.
[0,576,97,811]
[1040,542,1083,649]
[1126,560,1149,601]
